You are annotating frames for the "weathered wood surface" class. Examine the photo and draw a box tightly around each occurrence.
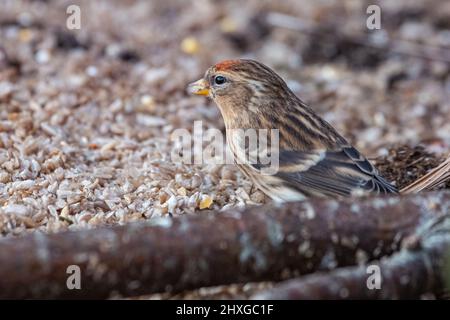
[253,214,450,299]
[0,191,448,299]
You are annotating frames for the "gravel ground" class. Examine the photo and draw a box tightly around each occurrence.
[0,0,449,298]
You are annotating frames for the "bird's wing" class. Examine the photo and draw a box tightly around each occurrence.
[253,146,398,198]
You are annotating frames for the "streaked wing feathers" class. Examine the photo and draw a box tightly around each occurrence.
[258,146,398,198]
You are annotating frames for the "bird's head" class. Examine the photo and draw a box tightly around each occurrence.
[188,59,297,128]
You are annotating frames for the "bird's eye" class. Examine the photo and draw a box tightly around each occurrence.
[214,75,226,85]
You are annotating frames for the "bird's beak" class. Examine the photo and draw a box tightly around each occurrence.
[187,78,210,96]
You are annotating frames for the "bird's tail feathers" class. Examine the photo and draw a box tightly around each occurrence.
[400,154,450,194]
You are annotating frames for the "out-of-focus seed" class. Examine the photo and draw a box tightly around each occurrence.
[181,37,200,55]
[199,195,213,210]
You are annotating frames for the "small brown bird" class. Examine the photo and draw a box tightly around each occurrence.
[188,59,399,202]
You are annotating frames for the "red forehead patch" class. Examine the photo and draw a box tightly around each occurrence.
[214,59,241,71]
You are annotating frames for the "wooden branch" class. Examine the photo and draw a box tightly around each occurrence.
[0,191,448,299]
[253,215,450,299]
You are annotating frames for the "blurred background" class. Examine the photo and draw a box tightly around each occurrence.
[0,0,449,238]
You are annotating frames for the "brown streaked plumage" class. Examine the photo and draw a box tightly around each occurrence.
[400,154,450,194]
[188,59,398,202]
